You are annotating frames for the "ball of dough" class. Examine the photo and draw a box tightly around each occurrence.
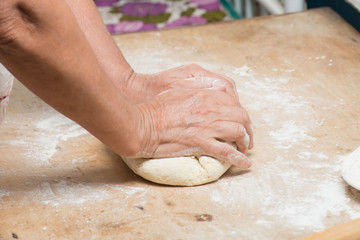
[122,155,231,186]
[122,130,250,186]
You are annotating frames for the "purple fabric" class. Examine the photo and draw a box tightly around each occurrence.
[107,21,159,34]
[121,2,168,17]
[165,16,207,28]
[96,0,229,34]
[94,0,117,7]
[191,0,220,10]
[190,0,218,5]
[140,23,158,31]
[198,2,220,11]
[106,21,144,34]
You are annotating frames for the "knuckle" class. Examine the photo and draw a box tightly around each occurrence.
[240,109,250,125]
[223,80,233,89]
[227,77,236,85]
[187,63,202,71]
[221,76,234,85]
[194,102,211,116]
[237,124,245,137]
[219,145,233,157]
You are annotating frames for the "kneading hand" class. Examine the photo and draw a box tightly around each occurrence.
[123,64,254,151]
[131,87,252,168]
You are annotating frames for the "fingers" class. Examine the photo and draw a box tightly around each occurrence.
[136,65,255,167]
[171,64,239,100]
[200,100,254,151]
[148,136,251,169]
[169,88,254,151]
[246,124,254,149]
[170,77,224,90]
[203,72,239,100]
[176,89,254,150]
[209,121,249,153]
[202,139,251,168]
[184,65,255,149]
[187,64,239,99]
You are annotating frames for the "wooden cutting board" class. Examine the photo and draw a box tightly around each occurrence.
[1,8,360,240]
[301,218,360,240]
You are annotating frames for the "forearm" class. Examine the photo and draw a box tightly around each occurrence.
[0,0,253,167]
[0,0,141,155]
[63,0,139,91]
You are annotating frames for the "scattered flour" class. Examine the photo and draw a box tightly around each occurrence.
[2,43,356,239]
[269,120,316,149]
[266,178,360,231]
[233,65,251,77]
[36,182,148,207]
[0,189,10,200]
[210,190,223,203]
[35,114,88,141]
[8,111,88,166]
[40,181,113,206]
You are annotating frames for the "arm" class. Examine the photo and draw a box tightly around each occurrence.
[63,0,253,149]
[63,0,135,90]
[0,0,251,167]
[0,0,140,155]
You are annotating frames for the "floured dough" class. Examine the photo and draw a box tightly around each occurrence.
[122,68,253,186]
[122,155,231,186]
[122,131,250,186]
[342,146,360,190]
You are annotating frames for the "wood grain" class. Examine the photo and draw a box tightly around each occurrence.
[301,218,360,240]
[1,8,360,240]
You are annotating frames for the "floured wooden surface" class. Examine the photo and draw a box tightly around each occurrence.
[1,8,360,239]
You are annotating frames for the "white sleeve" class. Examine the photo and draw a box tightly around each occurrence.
[0,63,14,125]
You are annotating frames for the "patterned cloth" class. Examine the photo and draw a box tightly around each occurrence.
[95,0,230,34]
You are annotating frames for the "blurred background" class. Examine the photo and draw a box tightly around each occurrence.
[94,0,360,34]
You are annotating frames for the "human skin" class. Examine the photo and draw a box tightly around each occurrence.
[64,0,253,151]
[0,0,253,167]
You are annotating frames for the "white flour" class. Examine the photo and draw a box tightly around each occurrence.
[7,109,89,166]
[2,43,359,239]
[0,189,10,200]
[35,114,88,141]
[269,120,316,149]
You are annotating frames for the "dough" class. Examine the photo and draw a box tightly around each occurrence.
[121,68,253,186]
[122,131,250,186]
[122,155,231,186]
[342,146,360,190]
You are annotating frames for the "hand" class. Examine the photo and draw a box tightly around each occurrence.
[125,64,238,102]
[132,87,252,168]
[123,64,254,150]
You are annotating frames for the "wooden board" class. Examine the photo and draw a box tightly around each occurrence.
[1,8,360,240]
[301,218,360,240]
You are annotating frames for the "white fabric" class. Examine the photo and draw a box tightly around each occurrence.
[0,64,13,124]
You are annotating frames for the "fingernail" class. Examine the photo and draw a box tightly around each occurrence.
[243,127,250,149]
[228,153,251,169]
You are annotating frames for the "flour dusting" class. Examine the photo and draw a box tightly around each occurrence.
[35,114,88,141]
[7,110,89,166]
[269,121,316,149]
[0,189,10,200]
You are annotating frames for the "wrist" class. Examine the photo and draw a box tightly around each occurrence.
[121,73,159,103]
[129,101,161,158]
